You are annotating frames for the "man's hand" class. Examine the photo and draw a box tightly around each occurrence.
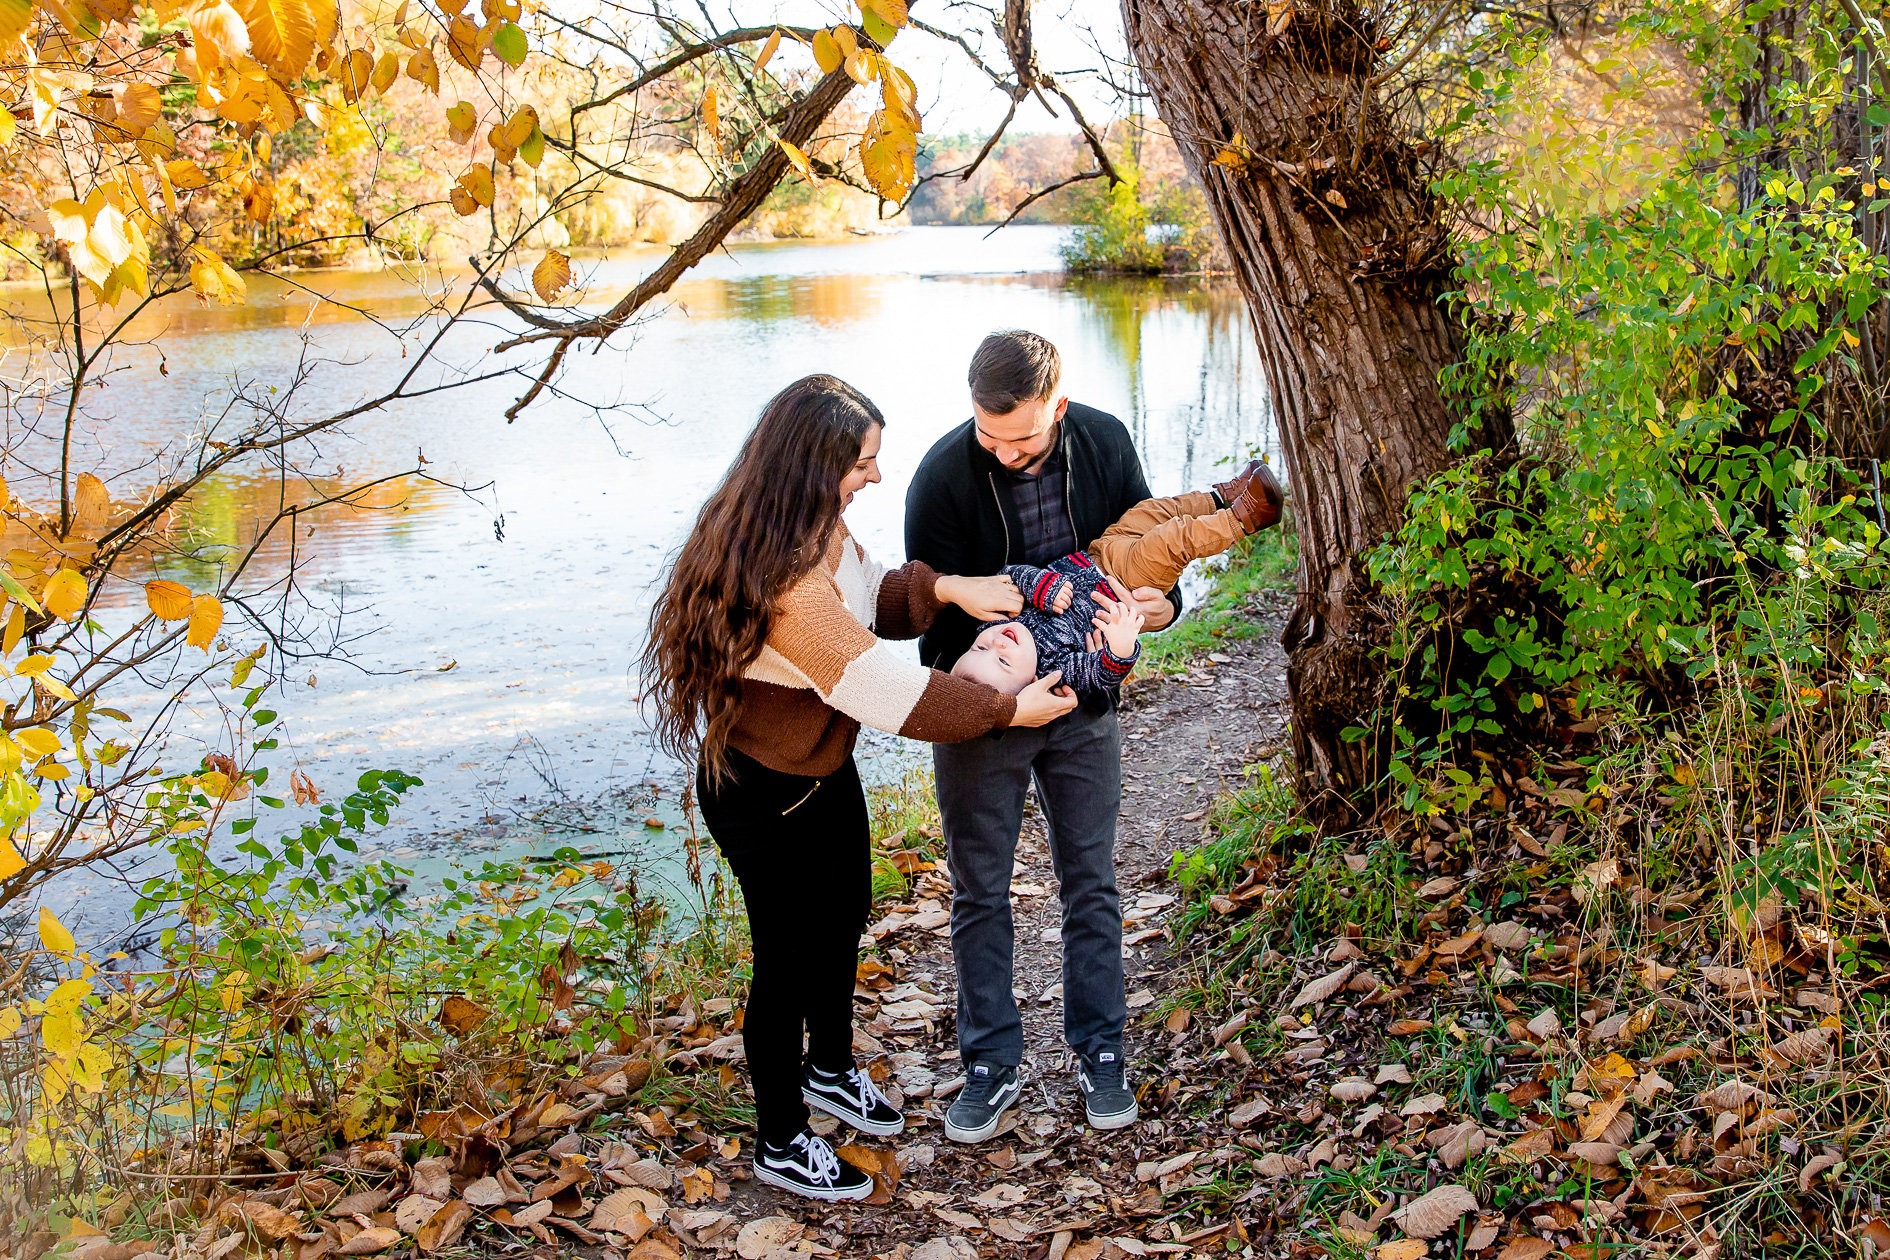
[1126,585,1175,631]
[937,573,1024,621]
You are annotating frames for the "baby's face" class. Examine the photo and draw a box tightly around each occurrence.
[951,621,1039,695]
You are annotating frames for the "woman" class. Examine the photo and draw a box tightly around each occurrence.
[642,375,1076,1201]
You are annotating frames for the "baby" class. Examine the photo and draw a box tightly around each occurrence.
[951,458,1283,697]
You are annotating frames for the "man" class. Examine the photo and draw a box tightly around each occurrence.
[904,330,1184,1141]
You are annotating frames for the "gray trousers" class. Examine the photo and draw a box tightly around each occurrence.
[933,702,1126,1066]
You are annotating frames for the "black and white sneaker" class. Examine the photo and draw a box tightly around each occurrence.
[943,1061,1022,1143]
[1077,1050,1138,1130]
[753,1130,873,1201]
[804,1064,906,1136]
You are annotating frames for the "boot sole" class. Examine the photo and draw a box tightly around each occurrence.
[752,1162,875,1201]
[803,1087,907,1137]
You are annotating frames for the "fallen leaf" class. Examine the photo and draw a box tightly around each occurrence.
[410,1158,453,1201]
[1377,1241,1428,1260]
[1496,1240,1556,1260]
[1290,964,1355,1009]
[1525,1009,1563,1039]
[1388,1019,1434,1036]
[1502,1127,1555,1163]
[338,1228,401,1256]
[1393,1184,1479,1239]
[1401,1093,1447,1117]
[1331,1078,1377,1102]
[415,1201,472,1254]
[1799,1152,1841,1193]
[1375,1064,1413,1085]
[1571,858,1619,904]
[1482,921,1532,950]
[393,1196,444,1235]
[461,1178,505,1208]
[1257,1153,1307,1176]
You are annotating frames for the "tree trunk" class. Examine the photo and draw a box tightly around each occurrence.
[1123,0,1512,825]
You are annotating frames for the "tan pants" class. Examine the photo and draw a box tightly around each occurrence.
[1086,490,1244,593]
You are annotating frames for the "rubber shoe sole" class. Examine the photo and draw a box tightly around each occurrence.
[752,1161,875,1201]
[802,1085,906,1137]
[942,1077,1022,1144]
[1084,1093,1139,1130]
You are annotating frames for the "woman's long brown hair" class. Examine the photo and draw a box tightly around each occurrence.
[641,374,885,781]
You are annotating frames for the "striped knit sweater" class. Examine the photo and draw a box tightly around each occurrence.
[729,525,1018,776]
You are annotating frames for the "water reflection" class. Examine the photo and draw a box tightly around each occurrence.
[36,227,1274,938]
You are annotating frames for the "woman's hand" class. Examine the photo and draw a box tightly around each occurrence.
[938,573,1024,621]
[1010,670,1078,727]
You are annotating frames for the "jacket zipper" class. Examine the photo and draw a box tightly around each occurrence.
[1063,455,1078,556]
[987,471,1012,562]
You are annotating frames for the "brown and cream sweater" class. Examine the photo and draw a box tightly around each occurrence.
[728,526,1017,776]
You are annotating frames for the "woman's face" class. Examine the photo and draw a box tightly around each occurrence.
[839,424,883,508]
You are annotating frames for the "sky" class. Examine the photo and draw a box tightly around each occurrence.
[753,0,1135,137]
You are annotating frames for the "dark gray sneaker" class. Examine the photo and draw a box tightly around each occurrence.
[1077,1050,1138,1130]
[943,1061,1022,1143]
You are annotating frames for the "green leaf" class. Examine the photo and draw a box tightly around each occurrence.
[861,7,894,46]
[0,570,42,614]
[491,21,527,68]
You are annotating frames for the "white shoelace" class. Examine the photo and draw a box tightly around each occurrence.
[847,1066,889,1110]
[792,1132,843,1181]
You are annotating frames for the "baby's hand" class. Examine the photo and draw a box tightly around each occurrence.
[1092,593,1145,659]
[1050,579,1073,614]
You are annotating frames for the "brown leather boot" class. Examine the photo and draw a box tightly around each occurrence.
[1213,458,1260,509]
[1230,460,1284,533]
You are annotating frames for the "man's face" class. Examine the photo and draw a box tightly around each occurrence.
[973,392,1069,472]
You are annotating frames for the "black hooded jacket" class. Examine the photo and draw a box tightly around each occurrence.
[903,401,1185,711]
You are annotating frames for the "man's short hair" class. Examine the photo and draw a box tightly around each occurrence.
[968,330,1061,415]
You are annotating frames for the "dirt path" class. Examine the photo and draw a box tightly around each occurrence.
[718,589,1294,1257]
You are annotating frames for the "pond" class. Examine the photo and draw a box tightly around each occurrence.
[33,225,1275,943]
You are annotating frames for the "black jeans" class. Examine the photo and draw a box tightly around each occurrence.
[696,748,870,1146]
[933,702,1126,1066]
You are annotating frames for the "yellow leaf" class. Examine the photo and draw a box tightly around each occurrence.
[0,0,30,49]
[38,906,75,956]
[778,138,817,183]
[833,24,858,57]
[0,836,21,880]
[70,472,109,536]
[114,82,161,130]
[44,977,89,1017]
[337,47,373,102]
[189,1,251,71]
[3,605,25,656]
[233,0,316,76]
[0,1005,20,1038]
[146,579,193,620]
[864,0,907,28]
[531,249,571,302]
[754,27,780,71]
[702,83,719,139]
[36,761,70,780]
[166,157,211,189]
[445,99,476,144]
[407,47,440,93]
[41,1010,80,1056]
[189,245,246,305]
[371,48,400,93]
[445,14,480,71]
[811,27,842,73]
[499,104,537,150]
[450,185,478,215]
[243,180,274,223]
[42,569,86,621]
[18,729,60,758]
[187,594,224,650]
[458,164,494,207]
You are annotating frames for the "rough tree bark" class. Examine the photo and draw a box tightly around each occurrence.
[1123,0,1512,825]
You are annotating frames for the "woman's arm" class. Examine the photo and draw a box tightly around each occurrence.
[774,575,1021,740]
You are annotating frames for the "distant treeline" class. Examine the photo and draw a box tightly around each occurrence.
[907,121,1201,228]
